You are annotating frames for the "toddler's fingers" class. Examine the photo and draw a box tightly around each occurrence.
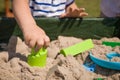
[35,40,44,51]
[44,35,50,47]
[80,12,88,17]
[78,8,86,13]
[29,39,37,48]
[24,37,31,47]
[60,13,67,18]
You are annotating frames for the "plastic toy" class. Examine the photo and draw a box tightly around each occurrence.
[89,52,120,70]
[83,62,96,72]
[60,39,94,56]
[27,47,47,67]
[102,41,120,47]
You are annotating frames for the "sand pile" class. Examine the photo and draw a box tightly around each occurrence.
[0,36,120,80]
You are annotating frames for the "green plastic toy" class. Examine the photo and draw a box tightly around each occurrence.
[27,47,47,67]
[60,39,94,56]
[93,78,105,80]
[102,41,120,47]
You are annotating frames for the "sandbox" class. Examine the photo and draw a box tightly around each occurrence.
[0,18,120,80]
[0,36,120,80]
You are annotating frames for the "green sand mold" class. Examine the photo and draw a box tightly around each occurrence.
[102,41,120,47]
[27,47,47,67]
[60,39,94,56]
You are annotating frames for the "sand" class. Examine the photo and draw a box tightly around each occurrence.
[0,36,120,80]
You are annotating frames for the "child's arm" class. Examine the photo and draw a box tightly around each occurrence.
[12,0,50,51]
[60,2,88,17]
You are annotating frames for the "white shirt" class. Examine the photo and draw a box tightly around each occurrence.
[29,0,74,17]
[100,0,120,17]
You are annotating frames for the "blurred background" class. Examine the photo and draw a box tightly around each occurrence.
[75,0,100,17]
[0,0,100,17]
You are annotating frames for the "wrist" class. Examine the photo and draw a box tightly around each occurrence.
[19,18,36,28]
[20,22,37,33]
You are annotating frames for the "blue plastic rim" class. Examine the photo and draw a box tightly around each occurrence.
[83,62,96,72]
[106,52,120,60]
[89,52,120,70]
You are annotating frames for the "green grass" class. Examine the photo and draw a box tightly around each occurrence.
[75,0,100,17]
[0,0,5,16]
[0,0,100,17]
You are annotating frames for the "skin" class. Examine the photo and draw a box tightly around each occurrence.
[12,0,50,51]
[60,2,88,17]
[5,0,14,17]
[12,0,88,51]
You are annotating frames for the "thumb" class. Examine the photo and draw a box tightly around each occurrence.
[60,13,68,18]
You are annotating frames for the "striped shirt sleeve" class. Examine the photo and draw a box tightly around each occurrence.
[66,0,74,6]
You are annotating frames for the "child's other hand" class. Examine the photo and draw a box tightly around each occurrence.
[23,25,50,51]
[60,8,88,18]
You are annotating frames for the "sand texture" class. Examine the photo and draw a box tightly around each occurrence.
[0,36,120,80]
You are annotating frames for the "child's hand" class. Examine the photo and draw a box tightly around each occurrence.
[60,8,88,18]
[23,25,50,51]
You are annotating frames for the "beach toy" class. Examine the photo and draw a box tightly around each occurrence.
[89,52,120,70]
[27,47,47,67]
[93,78,105,80]
[83,62,96,72]
[60,39,94,56]
[106,52,120,61]
[102,41,120,47]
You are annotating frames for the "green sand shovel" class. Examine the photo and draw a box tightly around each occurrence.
[60,39,94,56]
[102,41,120,47]
[27,47,47,67]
